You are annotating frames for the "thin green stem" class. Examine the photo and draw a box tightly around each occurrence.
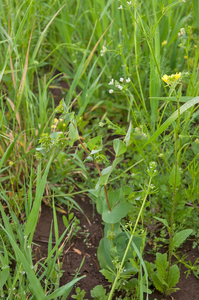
[133,9,147,115]
[167,88,181,280]
[123,91,138,126]
[108,176,152,300]
[109,159,144,183]
[78,138,111,211]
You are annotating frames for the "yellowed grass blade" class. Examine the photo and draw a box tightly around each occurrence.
[8,12,16,89]
[17,17,36,97]
[26,140,34,153]
[6,97,21,130]
[80,19,114,79]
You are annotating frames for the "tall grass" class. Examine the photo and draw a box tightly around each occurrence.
[1,0,199,298]
[0,161,85,299]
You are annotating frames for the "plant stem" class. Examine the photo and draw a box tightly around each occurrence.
[78,138,111,211]
[108,176,152,300]
[167,89,181,280]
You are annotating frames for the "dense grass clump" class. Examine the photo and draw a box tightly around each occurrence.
[1,0,199,299]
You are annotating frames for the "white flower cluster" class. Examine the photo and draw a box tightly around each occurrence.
[100,45,107,56]
[108,77,131,94]
[117,84,123,90]
[118,0,131,9]
[147,161,158,177]
[178,28,185,37]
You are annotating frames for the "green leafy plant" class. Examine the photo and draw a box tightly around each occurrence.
[36,100,157,299]
[90,285,108,299]
[71,287,88,300]
[150,253,180,296]
[1,0,199,299]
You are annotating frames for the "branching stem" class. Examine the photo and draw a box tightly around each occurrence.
[108,176,152,300]
[78,138,111,211]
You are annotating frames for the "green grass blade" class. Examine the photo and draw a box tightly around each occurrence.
[0,204,45,299]
[44,276,85,299]
[0,1,33,82]
[32,4,66,61]
[78,56,107,118]
[0,139,15,170]
[150,0,161,128]
[0,242,9,290]
[149,96,192,103]
[193,0,199,29]
[0,203,17,242]
[52,198,59,243]
[0,227,45,299]
[65,60,85,107]
[24,155,54,242]
[99,0,114,20]
[144,96,199,147]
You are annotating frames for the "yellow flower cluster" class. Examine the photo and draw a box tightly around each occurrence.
[162,72,181,85]
[53,118,59,124]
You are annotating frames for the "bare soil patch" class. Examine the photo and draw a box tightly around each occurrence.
[33,196,199,300]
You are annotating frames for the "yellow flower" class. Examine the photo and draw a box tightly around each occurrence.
[9,161,14,166]
[174,72,181,80]
[162,72,181,85]
[162,40,167,46]
[162,74,169,84]
[53,118,59,124]
[51,125,56,129]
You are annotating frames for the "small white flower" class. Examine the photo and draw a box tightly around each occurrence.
[180,28,185,35]
[108,79,114,85]
[120,77,124,82]
[100,45,107,57]
[117,84,123,90]
[127,1,132,4]
[178,28,185,37]
[102,45,107,51]
[109,89,114,94]
[126,78,131,83]
[118,5,122,9]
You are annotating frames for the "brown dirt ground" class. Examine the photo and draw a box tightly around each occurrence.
[33,195,199,300]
